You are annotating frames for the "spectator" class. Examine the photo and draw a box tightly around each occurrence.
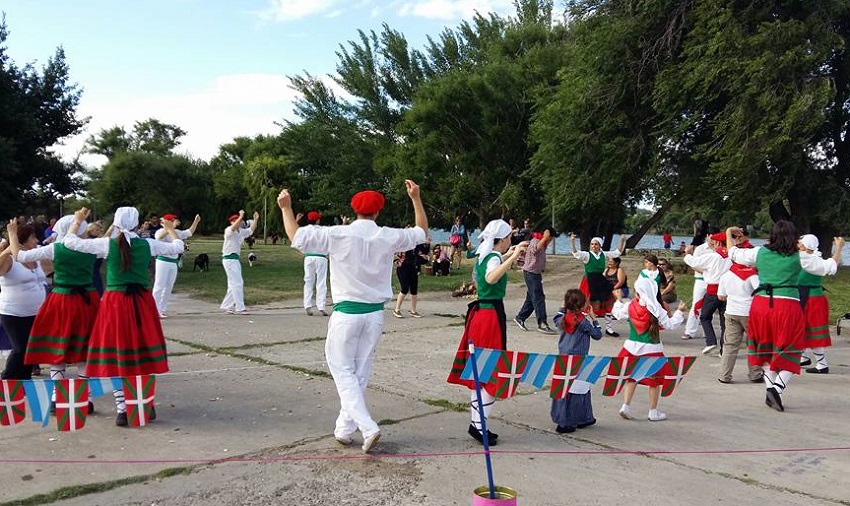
[662,231,673,250]
[449,216,466,270]
[658,259,677,304]
[431,244,450,276]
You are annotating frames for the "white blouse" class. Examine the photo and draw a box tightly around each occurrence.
[0,260,47,316]
[63,233,184,258]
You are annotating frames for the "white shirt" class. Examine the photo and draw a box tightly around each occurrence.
[155,228,193,259]
[684,249,731,285]
[17,244,55,262]
[572,249,621,263]
[222,227,253,256]
[63,234,184,258]
[717,270,759,316]
[611,299,684,355]
[292,220,426,304]
[0,260,47,316]
[730,246,838,276]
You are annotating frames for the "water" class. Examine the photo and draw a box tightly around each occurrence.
[428,230,849,265]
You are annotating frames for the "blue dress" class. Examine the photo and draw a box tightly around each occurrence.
[550,311,603,429]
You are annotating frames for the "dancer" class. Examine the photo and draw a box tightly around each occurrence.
[513,227,557,333]
[612,277,687,421]
[279,180,427,453]
[64,207,185,426]
[152,213,200,318]
[797,235,835,374]
[220,210,259,315]
[301,211,328,316]
[684,232,731,354]
[717,250,763,384]
[571,233,625,336]
[682,240,709,340]
[727,223,843,411]
[550,289,602,433]
[10,216,98,411]
[447,220,527,445]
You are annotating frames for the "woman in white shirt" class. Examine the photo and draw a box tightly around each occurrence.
[1,222,47,379]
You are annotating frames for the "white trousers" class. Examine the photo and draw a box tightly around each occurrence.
[152,260,178,314]
[685,278,707,337]
[326,310,383,439]
[303,256,328,310]
[220,259,245,312]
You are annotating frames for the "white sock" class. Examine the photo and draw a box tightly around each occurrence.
[620,403,631,412]
[763,367,777,389]
[605,315,614,331]
[113,389,126,413]
[812,347,828,369]
[49,366,66,402]
[470,391,495,433]
[773,370,793,394]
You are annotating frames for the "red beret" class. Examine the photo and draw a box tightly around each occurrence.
[307,211,322,222]
[350,190,385,215]
[709,232,726,242]
[228,214,241,222]
[163,213,179,221]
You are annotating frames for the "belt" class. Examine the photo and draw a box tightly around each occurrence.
[222,253,240,260]
[156,256,179,264]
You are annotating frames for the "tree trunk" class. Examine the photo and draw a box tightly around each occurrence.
[625,200,676,250]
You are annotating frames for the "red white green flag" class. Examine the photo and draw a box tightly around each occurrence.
[661,356,697,397]
[55,379,89,431]
[602,356,638,396]
[123,375,156,427]
[492,351,529,399]
[1,380,26,426]
[549,355,585,399]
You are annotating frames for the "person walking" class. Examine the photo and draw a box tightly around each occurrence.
[514,227,557,334]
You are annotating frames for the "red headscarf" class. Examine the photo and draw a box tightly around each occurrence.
[350,191,385,215]
[307,211,322,222]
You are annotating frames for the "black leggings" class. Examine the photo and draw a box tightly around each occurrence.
[0,314,36,380]
[397,265,419,295]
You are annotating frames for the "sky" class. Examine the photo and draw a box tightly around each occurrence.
[3,0,516,166]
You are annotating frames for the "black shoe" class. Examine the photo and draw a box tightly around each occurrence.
[749,376,764,383]
[605,329,620,337]
[467,424,498,445]
[717,378,733,384]
[49,401,56,415]
[115,412,128,426]
[806,367,829,374]
[513,317,528,331]
[765,388,784,412]
[799,357,812,367]
[577,418,596,429]
[88,401,95,414]
[149,405,157,421]
[556,425,576,433]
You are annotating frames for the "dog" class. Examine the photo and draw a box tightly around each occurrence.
[193,253,210,272]
[245,236,255,249]
[247,252,257,267]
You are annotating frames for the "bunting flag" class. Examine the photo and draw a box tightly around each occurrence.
[123,375,156,427]
[662,356,697,397]
[630,357,669,383]
[602,356,638,396]
[55,379,89,432]
[520,353,556,389]
[23,379,54,427]
[1,380,26,426]
[459,347,502,383]
[573,355,611,385]
[493,351,529,399]
[549,355,584,399]
[88,377,123,399]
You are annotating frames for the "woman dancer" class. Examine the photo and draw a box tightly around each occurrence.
[571,233,626,336]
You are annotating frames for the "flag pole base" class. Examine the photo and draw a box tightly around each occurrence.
[473,485,517,505]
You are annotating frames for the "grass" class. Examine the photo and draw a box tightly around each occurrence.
[174,238,521,305]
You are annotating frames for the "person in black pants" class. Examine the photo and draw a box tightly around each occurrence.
[393,244,428,318]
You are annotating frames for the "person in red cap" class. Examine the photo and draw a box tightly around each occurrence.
[301,211,328,316]
[152,213,201,318]
[220,210,259,315]
[277,181,427,454]
[684,231,732,355]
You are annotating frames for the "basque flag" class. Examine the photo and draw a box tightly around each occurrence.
[1,380,26,426]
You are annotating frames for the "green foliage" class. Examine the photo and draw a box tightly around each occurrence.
[86,118,187,159]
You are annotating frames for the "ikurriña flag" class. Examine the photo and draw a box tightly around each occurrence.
[123,375,156,427]
[55,379,89,431]
[1,380,26,426]
[493,351,529,399]
[602,356,638,396]
[549,355,585,399]
[662,356,697,397]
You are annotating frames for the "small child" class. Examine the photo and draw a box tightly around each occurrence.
[611,278,686,421]
[550,289,603,433]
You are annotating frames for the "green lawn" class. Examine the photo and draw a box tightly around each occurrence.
[172,239,516,305]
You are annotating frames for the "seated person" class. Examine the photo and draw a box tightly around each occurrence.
[431,244,451,276]
[658,259,678,304]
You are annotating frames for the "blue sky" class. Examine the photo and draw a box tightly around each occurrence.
[3,0,516,164]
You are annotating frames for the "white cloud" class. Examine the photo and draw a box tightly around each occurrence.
[395,0,515,21]
[257,0,361,21]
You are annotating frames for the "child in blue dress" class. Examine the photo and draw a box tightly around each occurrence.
[551,289,603,433]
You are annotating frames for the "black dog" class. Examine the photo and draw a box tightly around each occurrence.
[193,253,210,272]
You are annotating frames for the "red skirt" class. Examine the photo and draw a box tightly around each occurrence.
[580,276,615,315]
[86,290,169,377]
[447,305,505,396]
[25,291,100,365]
[747,296,805,373]
[617,347,671,388]
[803,295,831,349]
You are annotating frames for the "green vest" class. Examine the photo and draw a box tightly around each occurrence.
[585,252,606,275]
[627,321,655,344]
[106,238,152,290]
[755,248,801,299]
[52,243,96,289]
[798,269,824,297]
[476,252,507,306]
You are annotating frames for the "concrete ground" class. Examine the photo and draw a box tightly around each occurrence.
[1,256,849,505]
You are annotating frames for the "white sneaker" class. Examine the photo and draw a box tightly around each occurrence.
[362,430,381,453]
[619,406,634,420]
[648,411,668,422]
[159,313,168,319]
[224,308,235,314]
[305,307,314,316]
[235,310,251,316]
[702,345,718,355]
[334,435,353,446]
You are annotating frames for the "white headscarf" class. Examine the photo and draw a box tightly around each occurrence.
[634,277,663,320]
[476,219,512,264]
[590,237,603,247]
[799,234,821,256]
[110,207,140,243]
[53,215,87,242]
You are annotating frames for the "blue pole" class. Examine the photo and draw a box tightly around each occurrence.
[468,343,496,499]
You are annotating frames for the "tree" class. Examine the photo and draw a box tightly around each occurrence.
[0,16,86,217]
[86,118,187,159]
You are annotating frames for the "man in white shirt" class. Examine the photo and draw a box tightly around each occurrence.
[717,261,762,383]
[300,211,328,316]
[220,210,258,315]
[277,180,427,454]
[684,232,732,354]
[152,213,200,318]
